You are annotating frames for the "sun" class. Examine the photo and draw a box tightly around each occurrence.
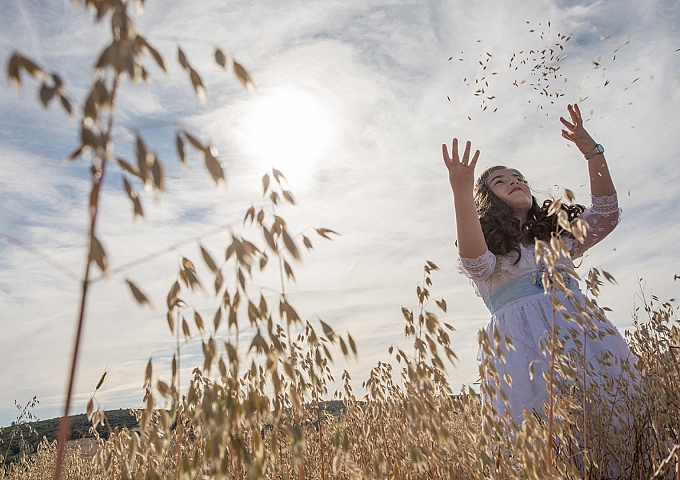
[236,88,337,188]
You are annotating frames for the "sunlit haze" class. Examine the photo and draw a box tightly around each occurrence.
[236,88,337,188]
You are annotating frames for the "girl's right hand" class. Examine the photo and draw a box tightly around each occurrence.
[442,138,480,196]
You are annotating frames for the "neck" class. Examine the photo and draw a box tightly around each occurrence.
[514,210,527,225]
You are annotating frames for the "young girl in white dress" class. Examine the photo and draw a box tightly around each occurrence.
[442,104,635,427]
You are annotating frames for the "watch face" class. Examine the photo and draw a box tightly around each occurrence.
[585,144,604,159]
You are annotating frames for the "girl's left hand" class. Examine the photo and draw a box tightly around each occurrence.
[560,103,597,154]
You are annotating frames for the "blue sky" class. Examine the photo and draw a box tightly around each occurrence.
[0,0,679,426]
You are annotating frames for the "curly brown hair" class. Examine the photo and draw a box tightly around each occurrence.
[474,166,585,263]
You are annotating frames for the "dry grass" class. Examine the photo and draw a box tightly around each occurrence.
[2,237,678,479]
[4,2,679,479]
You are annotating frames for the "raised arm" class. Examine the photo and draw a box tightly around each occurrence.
[560,104,619,256]
[560,103,615,197]
[442,138,487,259]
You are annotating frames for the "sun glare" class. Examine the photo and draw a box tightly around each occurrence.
[237,88,337,188]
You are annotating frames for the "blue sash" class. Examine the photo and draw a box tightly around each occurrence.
[484,268,581,314]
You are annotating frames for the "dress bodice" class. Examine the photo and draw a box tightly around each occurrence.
[457,193,621,303]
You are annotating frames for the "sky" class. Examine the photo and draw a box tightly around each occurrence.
[0,0,679,426]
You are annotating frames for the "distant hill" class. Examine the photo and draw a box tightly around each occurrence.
[0,401,348,465]
[0,408,137,465]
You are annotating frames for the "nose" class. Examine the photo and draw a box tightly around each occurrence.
[509,177,518,186]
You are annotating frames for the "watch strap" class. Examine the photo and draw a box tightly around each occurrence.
[584,144,604,160]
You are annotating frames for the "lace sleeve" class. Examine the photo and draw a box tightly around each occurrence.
[567,192,621,259]
[456,250,496,281]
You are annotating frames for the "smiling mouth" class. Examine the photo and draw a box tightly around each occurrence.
[509,187,524,194]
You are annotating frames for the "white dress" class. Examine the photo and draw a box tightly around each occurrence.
[457,193,635,425]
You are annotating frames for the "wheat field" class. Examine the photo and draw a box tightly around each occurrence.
[1,253,678,479]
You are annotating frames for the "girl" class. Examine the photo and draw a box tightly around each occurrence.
[442,104,635,427]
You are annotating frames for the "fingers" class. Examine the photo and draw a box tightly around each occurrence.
[442,143,451,166]
[561,129,574,142]
[442,137,479,169]
[567,103,582,127]
[560,116,574,130]
[462,140,472,164]
[452,138,459,161]
[470,149,481,169]
[568,106,579,126]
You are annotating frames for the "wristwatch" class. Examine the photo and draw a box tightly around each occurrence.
[584,144,604,160]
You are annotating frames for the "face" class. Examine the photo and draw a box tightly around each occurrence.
[486,168,533,219]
